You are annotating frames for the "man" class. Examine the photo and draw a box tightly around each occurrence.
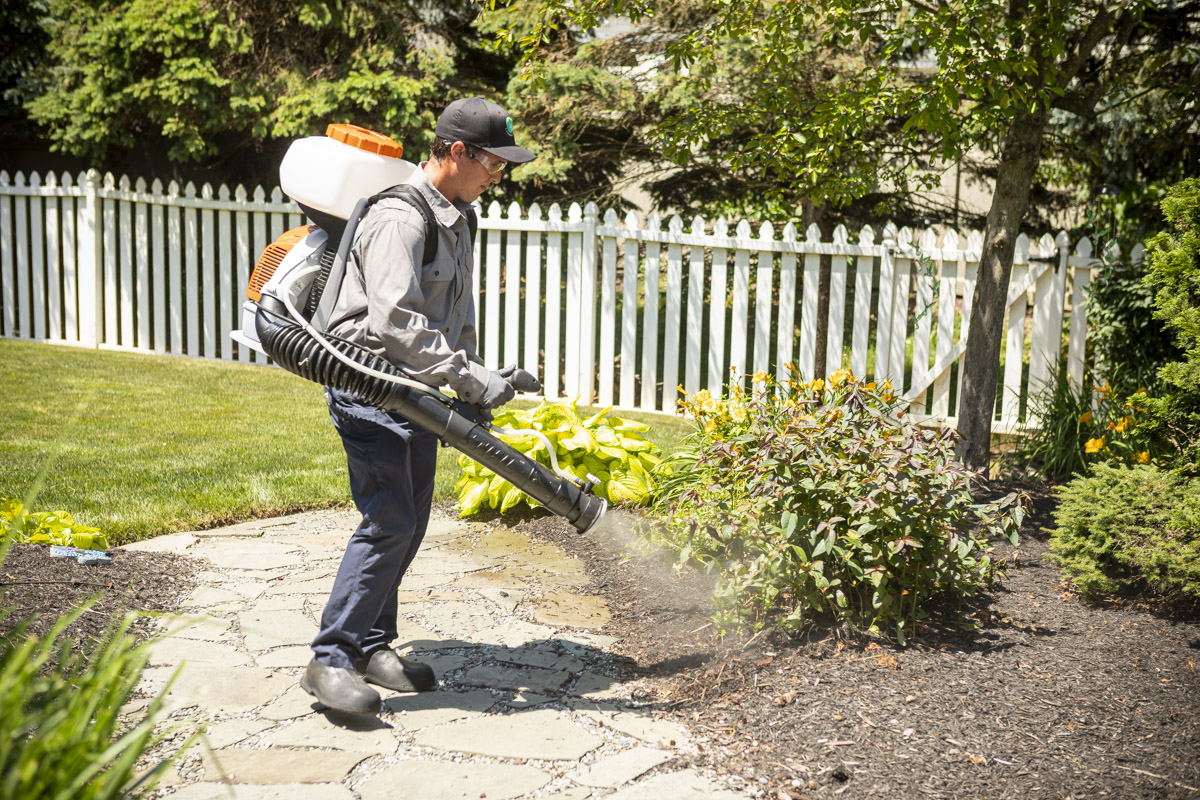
[301,98,538,716]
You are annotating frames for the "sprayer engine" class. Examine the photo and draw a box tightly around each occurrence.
[231,125,607,535]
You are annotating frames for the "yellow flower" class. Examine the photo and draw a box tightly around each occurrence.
[1078,411,1093,424]
[811,378,825,393]
[1085,437,1106,454]
[751,371,769,384]
[829,368,853,388]
[705,419,717,433]
[730,404,747,422]
[1136,451,1150,463]
[865,382,876,391]
[1109,416,1132,433]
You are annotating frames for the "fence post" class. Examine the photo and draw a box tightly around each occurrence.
[77,170,103,348]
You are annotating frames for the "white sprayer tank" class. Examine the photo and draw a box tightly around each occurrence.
[280,123,415,219]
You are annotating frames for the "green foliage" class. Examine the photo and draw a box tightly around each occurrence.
[1,498,109,551]
[1049,463,1200,605]
[0,590,194,798]
[1086,232,1180,396]
[19,0,497,182]
[1142,174,1200,472]
[455,400,661,516]
[642,368,1025,643]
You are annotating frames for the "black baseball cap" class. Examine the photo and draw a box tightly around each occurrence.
[435,97,536,164]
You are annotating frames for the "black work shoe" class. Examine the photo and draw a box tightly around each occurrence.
[300,658,382,716]
[355,648,437,693]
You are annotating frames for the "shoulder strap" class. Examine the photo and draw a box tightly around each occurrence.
[370,183,439,267]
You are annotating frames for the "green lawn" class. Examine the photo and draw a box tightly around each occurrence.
[0,340,690,545]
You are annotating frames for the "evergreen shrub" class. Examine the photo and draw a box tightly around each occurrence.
[1049,463,1200,604]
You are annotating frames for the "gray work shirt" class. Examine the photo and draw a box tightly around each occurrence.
[325,166,491,404]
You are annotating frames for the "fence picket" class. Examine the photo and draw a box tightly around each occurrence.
[202,184,217,358]
[933,230,959,417]
[30,173,46,340]
[888,227,912,393]
[850,226,874,379]
[825,225,849,373]
[798,225,820,380]
[62,177,78,343]
[134,179,150,350]
[102,176,118,347]
[910,228,937,406]
[776,223,798,382]
[544,204,564,399]
[118,177,134,347]
[708,219,730,395]
[753,221,773,379]
[641,215,662,409]
[506,202,523,370]
[662,215,684,409]
[619,210,639,408]
[525,204,544,384]
[218,187,233,362]
[730,230,751,379]
[0,173,12,337]
[167,182,183,354]
[685,215,706,395]
[45,175,61,341]
[599,208,620,406]
[1003,237,1030,422]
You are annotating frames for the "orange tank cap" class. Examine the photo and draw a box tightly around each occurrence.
[325,124,404,159]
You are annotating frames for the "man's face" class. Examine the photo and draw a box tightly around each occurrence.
[456,145,506,203]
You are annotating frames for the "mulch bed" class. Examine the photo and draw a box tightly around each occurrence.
[0,543,201,651]
[486,480,1200,800]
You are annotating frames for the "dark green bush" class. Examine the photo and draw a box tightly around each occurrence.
[1142,175,1200,473]
[1049,463,1200,604]
[643,368,1025,644]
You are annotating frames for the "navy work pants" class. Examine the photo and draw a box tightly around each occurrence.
[311,388,439,669]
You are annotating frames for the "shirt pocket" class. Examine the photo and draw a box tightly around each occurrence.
[422,256,456,284]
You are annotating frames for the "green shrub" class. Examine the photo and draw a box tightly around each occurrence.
[1,498,109,551]
[0,592,194,799]
[642,368,1025,644]
[455,400,661,516]
[1142,174,1200,473]
[1049,463,1200,604]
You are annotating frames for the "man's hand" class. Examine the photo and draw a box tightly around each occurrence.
[479,370,516,410]
[498,363,542,393]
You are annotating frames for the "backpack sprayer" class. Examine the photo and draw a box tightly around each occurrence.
[231,124,607,534]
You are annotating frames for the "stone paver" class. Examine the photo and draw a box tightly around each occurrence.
[414,709,604,760]
[127,510,750,799]
[356,761,551,800]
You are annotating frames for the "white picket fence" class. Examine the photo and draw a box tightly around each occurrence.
[1,169,1104,432]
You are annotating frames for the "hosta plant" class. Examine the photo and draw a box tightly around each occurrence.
[455,400,661,516]
[1,498,109,550]
[643,367,1026,644]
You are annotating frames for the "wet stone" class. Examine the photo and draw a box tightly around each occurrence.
[457,664,572,694]
[534,592,612,629]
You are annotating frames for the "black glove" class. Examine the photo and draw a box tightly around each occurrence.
[478,370,516,410]
[498,363,542,393]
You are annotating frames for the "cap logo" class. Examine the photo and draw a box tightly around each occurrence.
[505,117,514,136]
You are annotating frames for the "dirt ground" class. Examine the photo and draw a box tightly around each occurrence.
[3,479,1198,800]
[491,480,1200,800]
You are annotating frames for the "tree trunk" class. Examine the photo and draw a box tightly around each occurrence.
[957,107,1049,472]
